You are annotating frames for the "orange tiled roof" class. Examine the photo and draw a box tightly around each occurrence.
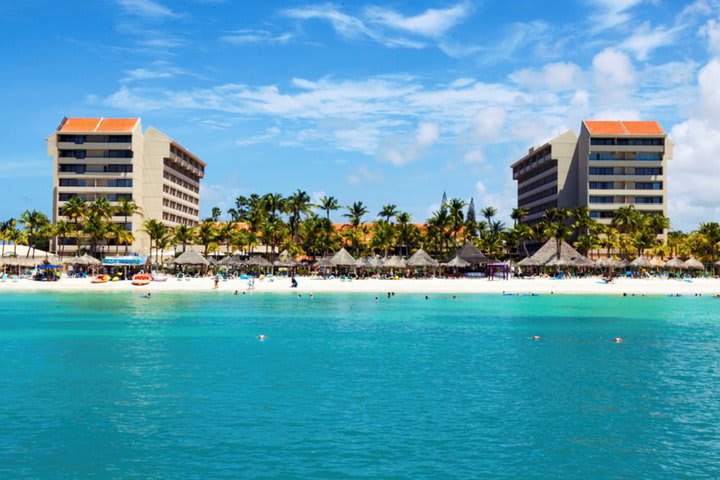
[622,121,664,135]
[583,120,665,136]
[96,118,139,132]
[58,117,139,133]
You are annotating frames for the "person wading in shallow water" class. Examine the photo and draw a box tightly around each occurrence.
[214,275,219,289]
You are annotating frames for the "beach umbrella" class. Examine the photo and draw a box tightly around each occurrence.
[244,255,272,267]
[330,248,356,267]
[596,257,625,269]
[572,256,596,268]
[664,257,686,269]
[273,256,298,268]
[354,257,372,268]
[2,255,60,267]
[546,257,573,268]
[314,256,333,268]
[445,256,470,268]
[62,254,101,266]
[683,257,705,270]
[382,256,407,269]
[629,255,652,269]
[525,237,586,266]
[407,249,439,268]
[171,250,211,266]
[650,257,666,268]
[456,242,489,265]
[517,256,541,267]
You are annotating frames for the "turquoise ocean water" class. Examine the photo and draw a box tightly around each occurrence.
[1,292,719,479]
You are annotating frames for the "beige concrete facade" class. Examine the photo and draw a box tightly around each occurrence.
[510,130,579,224]
[511,121,671,235]
[48,118,205,256]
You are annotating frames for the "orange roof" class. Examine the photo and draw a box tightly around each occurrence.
[583,120,665,136]
[59,118,102,132]
[622,121,664,135]
[96,118,138,132]
[58,117,139,133]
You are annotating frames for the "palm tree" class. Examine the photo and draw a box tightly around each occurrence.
[216,222,236,254]
[211,207,222,222]
[287,189,312,243]
[510,207,529,226]
[60,196,87,252]
[317,195,340,220]
[465,198,478,240]
[141,219,169,264]
[195,221,217,256]
[343,202,369,254]
[115,198,141,253]
[543,207,572,259]
[88,198,114,221]
[53,220,72,257]
[20,210,50,258]
[84,213,109,258]
[509,223,533,258]
[447,198,466,247]
[173,224,195,253]
[698,222,720,262]
[0,219,12,257]
[481,206,497,226]
[378,204,398,223]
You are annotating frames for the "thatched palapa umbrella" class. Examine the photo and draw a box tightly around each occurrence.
[62,254,101,266]
[245,256,272,268]
[330,248,356,267]
[314,256,333,268]
[595,257,625,269]
[629,255,652,269]
[456,242,489,265]
[382,256,407,269]
[684,257,705,270]
[523,237,590,267]
[664,257,686,269]
[650,257,666,268]
[407,249,439,268]
[445,256,470,268]
[517,256,541,267]
[2,255,61,267]
[273,256,298,268]
[171,250,211,267]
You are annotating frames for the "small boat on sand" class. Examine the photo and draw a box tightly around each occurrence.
[132,273,152,286]
[91,274,110,284]
[152,274,169,282]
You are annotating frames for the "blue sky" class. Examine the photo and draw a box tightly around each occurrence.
[1,0,720,230]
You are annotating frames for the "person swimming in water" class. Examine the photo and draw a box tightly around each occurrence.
[257,334,266,341]
[614,337,623,343]
[142,293,151,299]
[532,335,541,341]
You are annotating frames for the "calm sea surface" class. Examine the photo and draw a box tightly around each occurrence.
[1,292,719,479]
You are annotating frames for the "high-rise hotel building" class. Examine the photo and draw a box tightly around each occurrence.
[47,117,206,255]
[511,120,671,232]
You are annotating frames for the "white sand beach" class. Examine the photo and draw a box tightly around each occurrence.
[1,275,719,296]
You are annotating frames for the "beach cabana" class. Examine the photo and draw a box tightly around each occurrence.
[629,255,652,269]
[171,250,211,268]
[329,248,356,268]
[217,255,243,267]
[684,257,705,270]
[455,242,489,266]
[273,256,298,268]
[595,257,625,269]
[664,257,686,270]
[62,254,102,267]
[244,256,272,267]
[407,249,439,269]
[524,238,591,269]
[517,256,541,267]
[650,257,666,269]
[382,256,407,269]
[314,256,333,269]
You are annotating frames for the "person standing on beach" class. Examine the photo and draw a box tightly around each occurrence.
[213,275,219,289]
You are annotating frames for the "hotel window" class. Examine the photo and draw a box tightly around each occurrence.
[59,164,86,174]
[634,153,661,161]
[589,167,614,175]
[589,211,614,218]
[635,167,662,175]
[589,182,615,190]
[617,138,663,146]
[59,179,88,187]
[588,153,618,160]
[635,196,662,204]
[590,138,615,145]
[635,182,662,190]
[589,196,614,204]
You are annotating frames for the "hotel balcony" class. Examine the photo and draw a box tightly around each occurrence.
[57,141,132,150]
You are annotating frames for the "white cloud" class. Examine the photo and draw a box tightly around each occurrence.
[462,151,484,164]
[122,68,174,81]
[364,2,472,38]
[475,180,486,196]
[588,0,646,31]
[668,59,720,229]
[509,62,584,91]
[347,165,382,185]
[220,30,293,45]
[235,127,281,146]
[116,0,176,18]
[619,22,677,60]
[701,18,720,55]
[416,122,439,146]
[473,106,506,139]
[381,122,439,166]
[593,48,635,89]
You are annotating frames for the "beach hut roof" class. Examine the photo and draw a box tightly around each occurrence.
[382,256,407,269]
[2,255,60,267]
[684,257,705,270]
[527,237,588,266]
[664,257,686,269]
[573,256,596,267]
[244,255,272,267]
[546,257,573,268]
[62,253,102,266]
[445,255,470,268]
[456,242,489,265]
[273,256,298,267]
[629,255,652,268]
[650,257,666,268]
[171,250,210,266]
[330,248,356,267]
[354,256,373,268]
[595,257,625,269]
[517,256,541,267]
[314,256,333,268]
[407,249,439,268]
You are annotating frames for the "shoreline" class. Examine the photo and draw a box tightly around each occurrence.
[1,276,718,296]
